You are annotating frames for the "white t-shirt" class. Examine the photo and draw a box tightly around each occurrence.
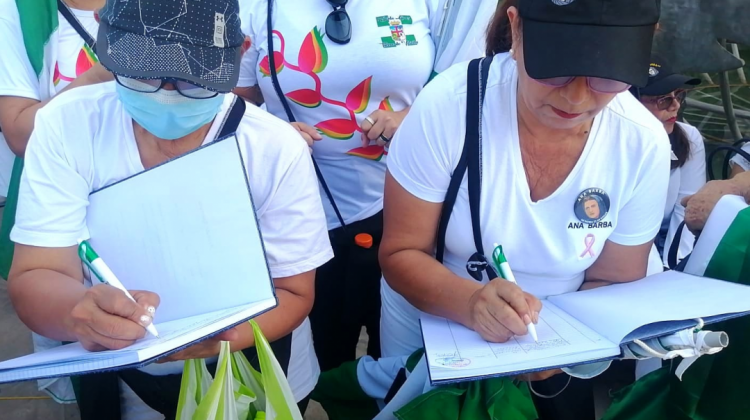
[238,0,443,229]
[650,122,706,270]
[380,54,671,357]
[730,143,750,172]
[0,0,98,197]
[11,84,333,418]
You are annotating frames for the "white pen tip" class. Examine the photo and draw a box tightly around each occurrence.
[528,324,539,343]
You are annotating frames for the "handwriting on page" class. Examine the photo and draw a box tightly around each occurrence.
[421,304,608,373]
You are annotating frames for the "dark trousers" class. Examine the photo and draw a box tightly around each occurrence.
[309,211,383,372]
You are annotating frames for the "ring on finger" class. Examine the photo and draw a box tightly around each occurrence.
[379,134,391,143]
[364,116,375,126]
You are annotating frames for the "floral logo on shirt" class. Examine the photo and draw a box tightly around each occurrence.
[259,27,390,161]
[53,44,98,86]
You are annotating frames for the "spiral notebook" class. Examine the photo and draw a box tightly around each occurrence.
[421,270,750,385]
[0,136,277,384]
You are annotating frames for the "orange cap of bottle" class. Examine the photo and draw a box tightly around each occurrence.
[355,233,373,249]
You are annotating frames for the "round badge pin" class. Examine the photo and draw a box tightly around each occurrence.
[574,188,610,224]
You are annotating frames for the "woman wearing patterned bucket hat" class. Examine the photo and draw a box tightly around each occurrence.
[6,0,332,418]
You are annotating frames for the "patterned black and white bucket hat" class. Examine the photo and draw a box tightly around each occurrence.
[96,0,244,93]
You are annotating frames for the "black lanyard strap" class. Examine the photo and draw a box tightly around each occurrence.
[266,0,347,231]
[57,0,96,50]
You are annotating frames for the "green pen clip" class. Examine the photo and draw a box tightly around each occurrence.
[491,244,507,275]
[77,240,105,283]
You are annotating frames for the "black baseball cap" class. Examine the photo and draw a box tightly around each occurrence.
[635,55,701,96]
[519,0,661,87]
[96,0,244,93]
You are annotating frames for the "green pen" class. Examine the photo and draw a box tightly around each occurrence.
[78,240,159,337]
[491,244,538,343]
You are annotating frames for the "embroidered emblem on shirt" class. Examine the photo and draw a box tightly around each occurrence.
[376,15,418,48]
[551,0,576,5]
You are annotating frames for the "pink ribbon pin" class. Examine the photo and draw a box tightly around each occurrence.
[580,234,596,258]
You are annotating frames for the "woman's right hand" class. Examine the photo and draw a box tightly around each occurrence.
[64,284,160,351]
[467,278,542,343]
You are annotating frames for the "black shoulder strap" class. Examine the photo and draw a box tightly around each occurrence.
[667,221,686,270]
[217,95,247,139]
[436,56,495,281]
[266,0,347,231]
[57,0,96,50]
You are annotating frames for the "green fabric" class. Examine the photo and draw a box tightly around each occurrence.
[1,0,59,279]
[310,360,380,420]
[394,378,537,420]
[603,207,750,420]
[17,0,59,76]
[0,159,22,280]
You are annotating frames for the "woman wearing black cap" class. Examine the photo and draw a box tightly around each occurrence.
[379,0,668,417]
[631,57,706,271]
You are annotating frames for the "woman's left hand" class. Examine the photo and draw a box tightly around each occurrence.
[360,108,409,148]
[157,328,240,363]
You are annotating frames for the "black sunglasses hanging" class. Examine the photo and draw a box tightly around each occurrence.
[325,0,351,45]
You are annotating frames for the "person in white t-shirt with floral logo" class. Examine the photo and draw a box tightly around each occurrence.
[8,0,333,418]
[379,0,669,418]
[235,0,490,372]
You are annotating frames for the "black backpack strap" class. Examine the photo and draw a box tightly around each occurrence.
[667,221,686,270]
[266,0,347,231]
[435,56,496,281]
[57,0,96,50]
[217,95,247,139]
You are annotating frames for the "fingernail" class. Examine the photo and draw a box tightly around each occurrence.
[139,315,153,326]
[523,314,532,326]
[534,311,539,324]
[146,306,156,315]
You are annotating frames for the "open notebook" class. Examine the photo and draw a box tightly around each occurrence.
[0,136,277,384]
[422,270,750,385]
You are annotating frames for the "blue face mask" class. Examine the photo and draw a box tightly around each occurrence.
[116,84,225,140]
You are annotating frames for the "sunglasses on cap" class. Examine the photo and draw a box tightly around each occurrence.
[642,90,687,111]
[115,75,219,99]
[533,76,631,94]
[326,0,351,45]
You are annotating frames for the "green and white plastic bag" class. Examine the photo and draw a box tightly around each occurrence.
[176,320,302,420]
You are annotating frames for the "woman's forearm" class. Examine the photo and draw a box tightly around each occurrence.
[1,65,112,156]
[228,288,312,352]
[381,248,482,329]
[8,269,86,342]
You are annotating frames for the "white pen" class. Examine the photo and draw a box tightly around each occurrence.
[492,243,539,343]
[77,240,159,338]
